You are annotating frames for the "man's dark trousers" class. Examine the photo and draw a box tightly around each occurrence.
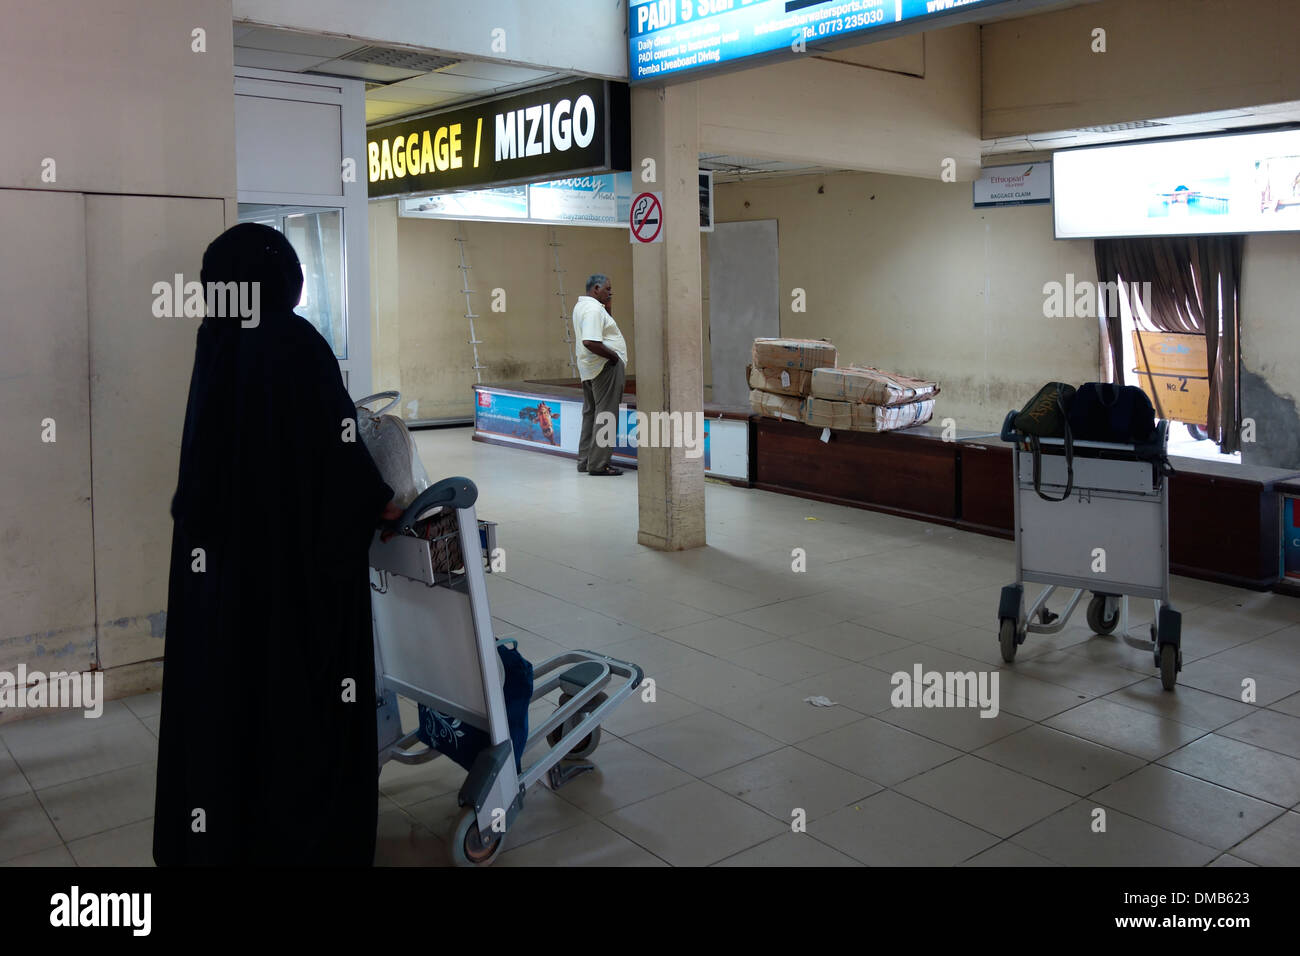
[578,358,625,473]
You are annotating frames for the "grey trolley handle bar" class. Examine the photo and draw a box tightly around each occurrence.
[355,390,402,417]
[384,476,480,534]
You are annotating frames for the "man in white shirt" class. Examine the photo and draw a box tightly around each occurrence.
[572,274,628,476]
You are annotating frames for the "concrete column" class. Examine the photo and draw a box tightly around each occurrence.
[630,83,706,551]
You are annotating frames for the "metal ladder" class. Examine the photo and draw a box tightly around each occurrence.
[549,227,579,377]
[454,223,486,383]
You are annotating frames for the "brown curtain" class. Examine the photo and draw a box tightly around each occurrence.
[1094,236,1243,453]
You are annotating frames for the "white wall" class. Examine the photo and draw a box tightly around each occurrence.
[0,0,238,711]
[714,169,1100,431]
[698,25,983,181]
[234,0,630,79]
[982,0,1300,137]
[370,201,636,421]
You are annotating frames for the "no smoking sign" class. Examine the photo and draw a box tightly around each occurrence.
[629,191,663,244]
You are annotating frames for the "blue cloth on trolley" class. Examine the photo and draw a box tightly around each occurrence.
[416,644,533,773]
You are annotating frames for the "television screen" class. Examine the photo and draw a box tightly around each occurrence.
[1054,128,1300,239]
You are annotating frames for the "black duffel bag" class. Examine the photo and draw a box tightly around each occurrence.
[1014,382,1077,503]
[1067,382,1157,444]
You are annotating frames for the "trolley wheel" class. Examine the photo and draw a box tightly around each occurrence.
[1086,594,1119,635]
[547,692,608,759]
[450,806,504,867]
[999,618,1019,663]
[1159,644,1179,691]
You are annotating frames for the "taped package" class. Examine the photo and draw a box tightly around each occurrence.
[801,397,853,430]
[751,337,838,372]
[850,399,936,433]
[748,364,812,397]
[749,388,803,422]
[811,366,940,406]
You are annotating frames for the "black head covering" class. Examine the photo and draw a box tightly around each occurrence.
[199,222,304,323]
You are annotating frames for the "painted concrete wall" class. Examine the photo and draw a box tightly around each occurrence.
[369,200,637,421]
[983,0,1300,137]
[234,0,630,79]
[0,0,238,710]
[698,25,983,181]
[1240,233,1300,469]
[713,169,1100,432]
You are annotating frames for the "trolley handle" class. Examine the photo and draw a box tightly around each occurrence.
[386,476,480,531]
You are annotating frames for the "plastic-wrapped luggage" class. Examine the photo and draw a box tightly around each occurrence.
[851,399,936,433]
[356,392,429,508]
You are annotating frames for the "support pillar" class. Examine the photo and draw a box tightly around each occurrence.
[630,83,706,551]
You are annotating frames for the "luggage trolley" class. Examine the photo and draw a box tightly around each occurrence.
[995,413,1184,690]
[370,476,644,865]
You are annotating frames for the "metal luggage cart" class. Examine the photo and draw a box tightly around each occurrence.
[370,476,644,865]
[996,413,1183,690]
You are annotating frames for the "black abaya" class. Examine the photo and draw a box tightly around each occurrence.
[153,223,393,866]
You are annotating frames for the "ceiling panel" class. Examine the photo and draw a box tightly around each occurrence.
[436,62,554,84]
[391,72,503,94]
[234,27,364,59]
[233,48,334,72]
[309,58,426,83]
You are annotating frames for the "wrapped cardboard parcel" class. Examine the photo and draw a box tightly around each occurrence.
[749,388,803,421]
[751,338,838,372]
[748,364,812,397]
[802,397,853,430]
[811,366,940,406]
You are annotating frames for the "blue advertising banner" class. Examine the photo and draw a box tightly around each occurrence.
[613,405,712,469]
[630,0,1012,84]
[475,390,563,447]
[1284,496,1300,582]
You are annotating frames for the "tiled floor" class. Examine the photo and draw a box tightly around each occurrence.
[4,428,1300,867]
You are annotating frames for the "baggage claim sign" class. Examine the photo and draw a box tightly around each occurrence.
[630,0,1029,84]
[367,78,631,198]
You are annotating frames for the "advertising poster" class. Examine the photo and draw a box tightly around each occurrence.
[1284,496,1300,582]
[612,406,712,469]
[475,390,563,447]
[530,174,633,226]
[629,0,1011,84]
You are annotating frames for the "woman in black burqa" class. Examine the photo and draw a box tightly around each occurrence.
[154,223,399,865]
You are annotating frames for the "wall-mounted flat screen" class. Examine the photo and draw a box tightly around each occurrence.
[1054,128,1300,239]
[629,0,1027,85]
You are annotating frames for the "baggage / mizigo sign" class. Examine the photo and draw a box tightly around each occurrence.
[367,78,630,199]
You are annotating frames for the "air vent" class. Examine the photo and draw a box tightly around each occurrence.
[340,46,459,72]
[1074,120,1168,134]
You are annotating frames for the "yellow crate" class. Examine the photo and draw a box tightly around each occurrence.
[1134,371,1209,426]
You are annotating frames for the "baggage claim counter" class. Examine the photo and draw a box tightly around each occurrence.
[473,387,1297,592]
[471,379,753,484]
